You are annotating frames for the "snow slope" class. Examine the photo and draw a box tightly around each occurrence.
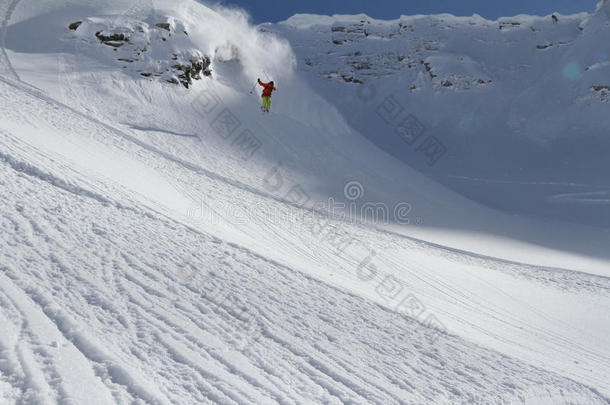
[1,0,610,403]
[271,7,610,228]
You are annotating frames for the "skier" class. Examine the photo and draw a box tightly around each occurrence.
[258,78,276,113]
[552,14,558,24]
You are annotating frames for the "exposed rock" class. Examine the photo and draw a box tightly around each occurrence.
[95,31,129,43]
[68,21,82,31]
[422,61,437,79]
[173,56,212,88]
[80,19,211,89]
[591,86,609,102]
[341,74,362,84]
[95,31,129,47]
[352,62,371,70]
[442,80,453,87]
[499,21,521,30]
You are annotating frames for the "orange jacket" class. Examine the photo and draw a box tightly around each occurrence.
[258,79,276,97]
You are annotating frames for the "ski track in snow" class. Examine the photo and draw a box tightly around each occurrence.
[1,158,608,404]
[1,1,610,404]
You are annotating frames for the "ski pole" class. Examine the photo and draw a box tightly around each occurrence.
[249,80,257,94]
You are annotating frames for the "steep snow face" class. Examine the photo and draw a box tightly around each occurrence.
[3,0,610,403]
[272,11,610,227]
[71,17,213,88]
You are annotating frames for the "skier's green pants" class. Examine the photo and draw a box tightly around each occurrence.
[261,96,271,110]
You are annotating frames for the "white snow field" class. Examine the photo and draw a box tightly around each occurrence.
[1,0,609,404]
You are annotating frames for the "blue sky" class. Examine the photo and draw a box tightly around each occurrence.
[214,0,599,24]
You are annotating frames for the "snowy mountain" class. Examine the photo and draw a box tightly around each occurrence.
[270,6,610,227]
[1,0,609,403]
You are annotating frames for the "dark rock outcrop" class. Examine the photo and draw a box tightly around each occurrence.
[68,21,82,31]
[75,18,212,88]
[173,56,212,88]
[95,31,129,47]
[592,85,610,92]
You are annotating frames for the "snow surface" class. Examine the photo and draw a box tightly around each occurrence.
[274,7,610,228]
[1,0,609,403]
